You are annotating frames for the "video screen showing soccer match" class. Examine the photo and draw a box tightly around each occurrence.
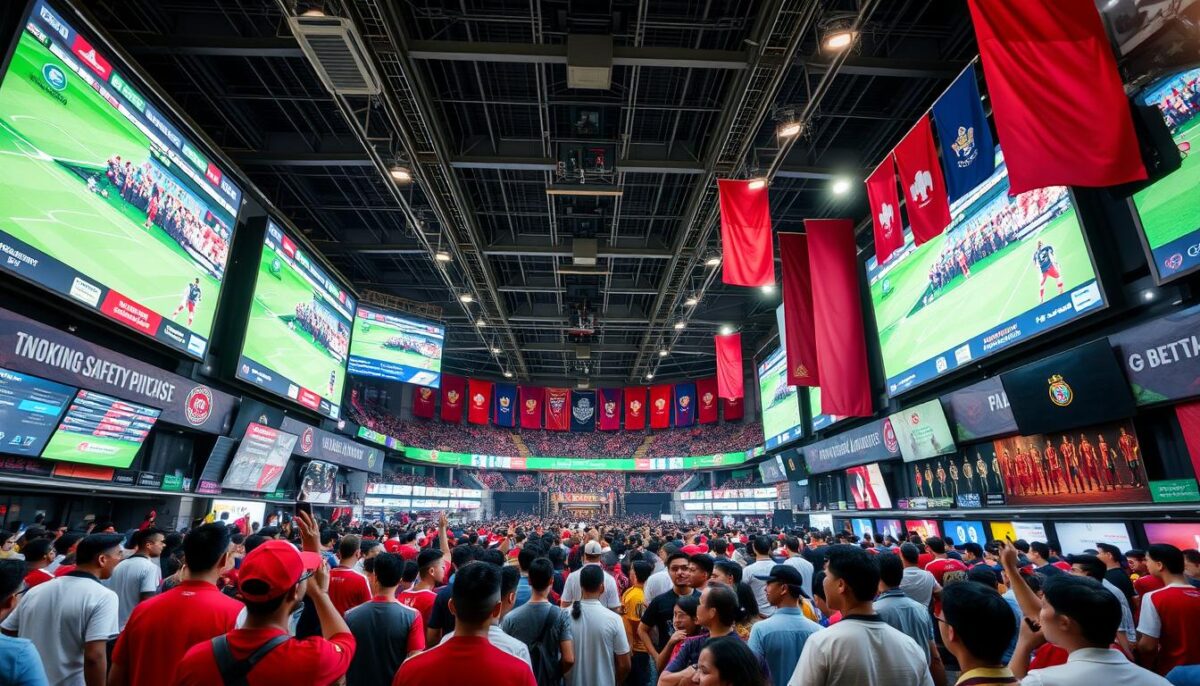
[867,147,1104,394]
[348,306,445,387]
[1132,68,1200,283]
[808,386,843,433]
[758,346,803,450]
[0,2,242,358]
[237,221,355,420]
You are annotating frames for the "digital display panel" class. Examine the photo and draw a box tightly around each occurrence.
[849,518,873,540]
[0,1,242,358]
[40,389,159,468]
[808,513,834,531]
[0,367,74,456]
[944,520,987,546]
[758,347,803,450]
[1142,522,1200,551]
[867,148,1104,394]
[890,399,957,462]
[758,455,788,484]
[809,386,843,433]
[875,519,905,542]
[220,422,296,493]
[904,519,941,539]
[1053,521,1132,556]
[846,463,893,510]
[237,220,355,419]
[989,521,1048,544]
[348,306,444,387]
[298,460,338,504]
[211,499,265,529]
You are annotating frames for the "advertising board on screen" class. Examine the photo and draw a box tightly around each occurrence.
[348,306,444,387]
[298,460,338,504]
[867,148,1104,395]
[809,386,843,433]
[902,453,992,510]
[0,1,242,358]
[890,399,957,462]
[211,499,265,530]
[945,520,987,546]
[808,513,834,531]
[1143,522,1200,551]
[237,221,355,420]
[0,367,74,456]
[758,347,803,449]
[989,521,1048,544]
[904,519,941,539]
[1054,521,1132,556]
[849,518,873,540]
[875,518,904,542]
[40,389,159,468]
[758,455,788,484]
[846,463,892,510]
[221,423,296,493]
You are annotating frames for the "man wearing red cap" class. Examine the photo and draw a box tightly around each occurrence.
[176,512,356,685]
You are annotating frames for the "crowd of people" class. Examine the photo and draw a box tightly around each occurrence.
[627,473,689,492]
[645,423,763,459]
[467,471,692,493]
[715,474,764,491]
[369,471,438,488]
[541,472,624,495]
[293,300,350,359]
[521,431,646,459]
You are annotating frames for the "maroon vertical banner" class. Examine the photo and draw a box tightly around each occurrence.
[519,386,543,429]
[723,396,744,421]
[714,333,744,400]
[411,385,436,419]
[968,0,1146,195]
[439,374,466,423]
[467,378,492,425]
[597,388,622,431]
[1176,400,1200,482]
[696,377,718,424]
[649,385,672,429]
[892,116,951,245]
[717,179,775,287]
[544,388,570,431]
[779,233,819,387]
[806,219,872,417]
[624,387,647,430]
[865,159,904,264]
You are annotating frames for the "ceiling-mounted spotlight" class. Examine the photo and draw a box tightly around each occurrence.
[389,164,412,183]
[434,250,452,262]
[823,30,856,50]
[297,1,326,17]
[820,13,859,52]
[503,370,514,378]
[475,319,487,327]
[747,178,767,190]
[705,255,721,268]
[658,349,669,358]
[459,293,474,303]
[831,177,853,196]
[760,284,776,295]
[490,346,502,354]
[719,324,733,335]
[684,295,699,307]
[774,107,803,139]
[673,321,687,330]
[645,372,655,380]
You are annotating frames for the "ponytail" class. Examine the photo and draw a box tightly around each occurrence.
[571,600,582,620]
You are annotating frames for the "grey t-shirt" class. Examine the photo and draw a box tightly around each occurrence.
[106,555,161,630]
[344,600,423,686]
[501,600,573,662]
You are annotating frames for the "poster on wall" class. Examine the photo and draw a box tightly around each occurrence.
[991,419,1151,506]
[902,453,989,509]
[846,463,893,510]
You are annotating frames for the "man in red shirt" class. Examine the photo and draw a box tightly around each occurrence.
[399,548,443,624]
[110,523,243,686]
[176,512,355,685]
[17,539,54,590]
[923,536,968,586]
[393,561,535,686]
[383,528,403,555]
[329,534,371,616]
[1136,543,1200,675]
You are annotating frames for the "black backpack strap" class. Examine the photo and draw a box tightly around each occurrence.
[210,633,292,686]
[536,605,558,643]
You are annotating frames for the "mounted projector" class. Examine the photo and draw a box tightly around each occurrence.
[287,14,381,95]
[567,35,613,89]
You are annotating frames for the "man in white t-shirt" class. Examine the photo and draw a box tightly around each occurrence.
[561,541,621,610]
[782,536,815,600]
[567,565,630,686]
[743,536,780,618]
[106,528,165,630]
[1,533,123,686]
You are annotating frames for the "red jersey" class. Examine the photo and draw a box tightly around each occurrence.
[328,567,371,616]
[916,553,935,570]
[22,568,53,590]
[398,544,419,561]
[177,628,355,686]
[1137,583,1200,674]
[54,564,76,577]
[397,588,438,624]
[925,558,969,585]
[392,635,535,686]
[112,580,244,686]
[1135,574,1166,598]
[384,539,403,554]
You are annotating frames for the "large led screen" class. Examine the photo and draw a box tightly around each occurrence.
[40,389,159,468]
[220,422,296,493]
[237,221,355,419]
[758,347,803,450]
[846,463,893,510]
[0,1,242,358]
[1131,68,1200,283]
[348,306,444,387]
[1054,521,1132,556]
[808,386,843,433]
[0,367,74,456]
[1143,522,1200,551]
[867,148,1104,395]
[890,399,957,462]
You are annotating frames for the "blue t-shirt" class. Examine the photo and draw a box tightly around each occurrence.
[0,635,48,686]
[514,576,532,608]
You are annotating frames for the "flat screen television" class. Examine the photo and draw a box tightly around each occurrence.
[220,422,296,493]
[846,463,893,510]
[850,518,873,540]
[890,399,957,462]
[211,499,265,530]
[298,460,338,504]
[945,520,987,547]
[904,519,941,539]
[348,305,445,387]
[236,220,355,419]
[0,367,75,456]
[0,1,242,358]
[989,521,1048,544]
[808,513,834,532]
[40,389,159,468]
[758,347,803,450]
[866,147,1104,395]
[1142,522,1200,551]
[808,386,843,432]
[1054,521,1133,556]
[758,455,788,484]
[875,518,905,542]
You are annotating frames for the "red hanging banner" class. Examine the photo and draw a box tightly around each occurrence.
[714,333,744,400]
[968,0,1146,195]
[779,233,819,388]
[696,377,718,424]
[411,385,436,419]
[439,374,466,423]
[649,385,672,429]
[597,388,622,431]
[717,179,775,287]
[519,386,543,429]
[806,219,872,417]
[544,388,570,431]
[865,159,904,263]
[624,387,647,430]
[1176,400,1200,483]
[467,378,492,425]
[723,396,744,421]
[892,116,952,245]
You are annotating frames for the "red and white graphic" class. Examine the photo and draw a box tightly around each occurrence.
[71,35,112,79]
[100,290,162,334]
[185,386,213,425]
[866,159,904,263]
[892,116,951,245]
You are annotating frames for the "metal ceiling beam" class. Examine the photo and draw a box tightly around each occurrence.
[804,55,964,79]
[120,34,304,58]
[234,151,374,167]
[450,156,556,171]
[407,40,748,70]
[483,244,673,259]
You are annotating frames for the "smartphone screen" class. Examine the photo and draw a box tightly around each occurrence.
[295,501,313,518]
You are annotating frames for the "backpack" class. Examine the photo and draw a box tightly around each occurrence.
[529,605,564,686]
[209,633,290,686]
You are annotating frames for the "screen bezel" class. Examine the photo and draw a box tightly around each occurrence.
[347,303,446,387]
[0,366,76,457]
[757,346,804,450]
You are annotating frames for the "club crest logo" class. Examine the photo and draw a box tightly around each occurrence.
[654,398,666,411]
[910,412,920,426]
[184,386,213,425]
[419,388,432,399]
[794,364,810,378]
[42,64,67,91]
[573,397,594,422]
[882,418,900,453]
[549,395,565,412]
[1047,374,1073,407]
[300,427,315,454]
[702,392,714,406]
[447,390,460,405]
[950,125,977,166]
[1165,253,1184,270]
[679,395,691,408]
[909,169,933,204]
[878,202,895,236]
[368,451,378,468]
[472,393,485,408]
[630,400,643,415]
[604,401,616,417]
[525,398,537,412]
[499,396,511,409]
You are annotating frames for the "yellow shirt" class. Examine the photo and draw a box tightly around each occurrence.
[622,586,647,652]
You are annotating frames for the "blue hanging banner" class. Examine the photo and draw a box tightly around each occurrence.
[931,64,995,202]
[493,383,517,427]
[674,382,696,427]
[570,390,596,432]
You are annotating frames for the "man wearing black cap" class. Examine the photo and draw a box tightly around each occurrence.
[747,565,823,686]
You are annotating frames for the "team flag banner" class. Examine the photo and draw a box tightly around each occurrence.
[570,391,596,432]
[519,385,543,429]
[723,396,744,421]
[493,383,517,428]
[717,179,775,287]
[544,388,570,431]
[714,333,744,400]
[650,385,672,429]
[440,374,465,423]
[893,116,952,244]
[967,0,1146,194]
[779,233,819,387]
[697,377,719,424]
[931,65,995,202]
[865,159,904,263]
[597,388,622,431]
[806,219,872,417]
[411,385,436,419]
[1000,339,1135,436]
[467,378,492,425]
[624,386,647,430]
[674,382,696,427]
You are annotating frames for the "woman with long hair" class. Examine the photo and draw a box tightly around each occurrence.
[692,636,768,686]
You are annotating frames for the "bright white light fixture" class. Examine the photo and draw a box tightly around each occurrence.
[719,325,733,335]
[684,295,699,307]
[831,177,852,195]
[747,178,767,190]
[434,250,452,262]
[659,349,669,357]
[458,293,474,303]
[475,319,486,327]
[645,373,655,380]
[673,321,686,330]
[503,370,514,378]
[823,30,856,51]
[761,284,776,294]
[491,346,502,354]
[705,256,721,267]
[777,120,802,138]
[389,165,412,183]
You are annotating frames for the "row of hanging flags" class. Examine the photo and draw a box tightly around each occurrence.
[410,376,745,430]
[714,0,1146,420]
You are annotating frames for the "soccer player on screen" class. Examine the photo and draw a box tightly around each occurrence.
[1033,240,1064,302]
[171,278,202,327]
[328,370,337,398]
